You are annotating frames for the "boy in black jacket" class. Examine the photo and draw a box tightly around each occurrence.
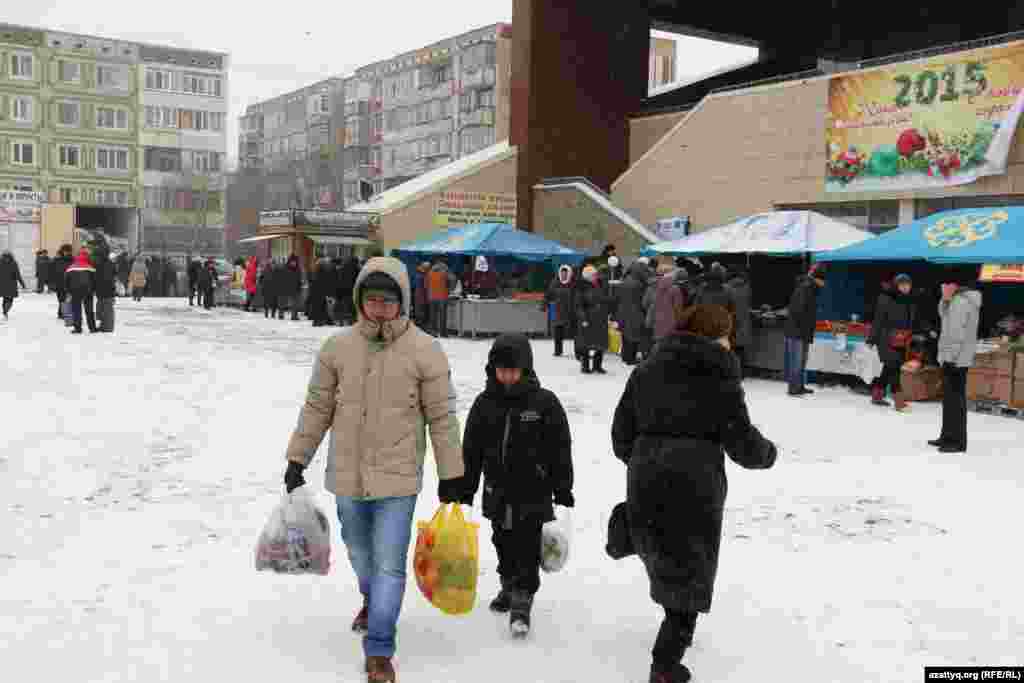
[456,333,574,637]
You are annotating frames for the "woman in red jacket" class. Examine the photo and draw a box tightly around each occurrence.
[244,256,259,311]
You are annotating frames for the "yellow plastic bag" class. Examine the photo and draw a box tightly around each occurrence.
[413,503,479,616]
[608,323,622,355]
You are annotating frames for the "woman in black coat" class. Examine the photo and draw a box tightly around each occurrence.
[544,265,577,358]
[867,273,918,410]
[0,251,27,320]
[614,261,653,365]
[575,265,611,374]
[612,304,777,683]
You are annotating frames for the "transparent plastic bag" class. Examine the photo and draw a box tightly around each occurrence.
[413,503,479,615]
[541,506,572,573]
[254,487,331,576]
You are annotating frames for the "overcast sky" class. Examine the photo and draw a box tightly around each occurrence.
[7,1,757,163]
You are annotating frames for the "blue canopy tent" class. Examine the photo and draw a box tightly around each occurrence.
[393,223,586,264]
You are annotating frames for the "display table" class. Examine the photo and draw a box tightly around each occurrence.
[448,298,549,338]
[806,332,883,384]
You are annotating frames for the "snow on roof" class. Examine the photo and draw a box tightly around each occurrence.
[533,180,659,243]
[346,140,516,216]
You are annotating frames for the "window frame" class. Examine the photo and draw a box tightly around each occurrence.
[59,60,82,84]
[58,143,82,169]
[12,96,33,123]
[11,52,34,80]
[97,146,130,171]
[57,100,82,127]
[12,141,35,165]
[97,64,128,90]
[96,106,129,131]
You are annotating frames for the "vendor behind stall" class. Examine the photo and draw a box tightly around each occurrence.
[469,256,499,299]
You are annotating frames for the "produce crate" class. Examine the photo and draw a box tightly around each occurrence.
[972,348,1015,375]
[967,368,1013,403]
[902,366,944,402]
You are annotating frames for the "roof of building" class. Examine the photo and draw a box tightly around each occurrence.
[346,140,517,216]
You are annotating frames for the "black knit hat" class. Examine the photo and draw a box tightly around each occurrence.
[359,271,403,307]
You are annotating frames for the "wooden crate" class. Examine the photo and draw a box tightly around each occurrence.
[973,349,1015,375]
[967,368,1013,403]
[902,366,944,402]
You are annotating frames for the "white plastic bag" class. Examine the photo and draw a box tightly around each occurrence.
[541,506,572,574]
[255,487,332,576]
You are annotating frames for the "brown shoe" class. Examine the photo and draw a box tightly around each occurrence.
[894,391,909,412]
[366,656,395,683]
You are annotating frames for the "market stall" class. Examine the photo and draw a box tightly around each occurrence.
[393,223,585,338]
[641,211,875,374]
[816,207,1024,405]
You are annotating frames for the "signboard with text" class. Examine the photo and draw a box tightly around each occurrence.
[433,191,516,228]
[980,263,1024,283]
[826,41,1024,192]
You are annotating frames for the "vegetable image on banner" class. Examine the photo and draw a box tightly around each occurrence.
[826,41,1024,192]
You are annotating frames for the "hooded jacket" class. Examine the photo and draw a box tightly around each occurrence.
[938,288,982,367]
[869,290,919,365]
[460,334,573,525]
[285,256,464,499]
[545,265,576,328]
[64,251,97,296]
[612,332,776,612]
[34,252,50,284]
[651,268,687,341]
[615,261,653,342]
[93,250,117,299]
[50,252,73,291]
[0,252,26,298]
[244,257,259,294]
[575,274,611,351]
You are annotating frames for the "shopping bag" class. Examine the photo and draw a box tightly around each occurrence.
[254,487,331,576]
[61,298,74,327]
[608,323,622,355]
[413,503,479,616]
[541,506,572,573]
[606,501,635,560]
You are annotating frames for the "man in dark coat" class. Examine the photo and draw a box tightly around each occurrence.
[116,252,131,297]
[35,250,50,293]
[457,333,574,637]
[866,274,918,409]
[259,260,278,319]
[575,265,612,374]
[544,265,577,358]
[615,261,653,365]
[308,258,335,327]
[65,249,98,334]
[277,255,303,321]
[336,256,361,325]
[187,258,203,306]
[0,251,27,320]
[783,265,827,397]
[695,265,738,347]
[725,267,753,373]
[197,259,215,309]
[93,245,118,333]
[611,304,776,683]
[50,244,73,320]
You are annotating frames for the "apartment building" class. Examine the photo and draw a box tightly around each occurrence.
[139,43,229,261]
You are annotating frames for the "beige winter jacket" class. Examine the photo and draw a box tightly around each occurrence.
[285,256,464,499]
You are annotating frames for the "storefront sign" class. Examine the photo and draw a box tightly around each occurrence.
[826,41,1024,192]
[434,191,516,227]
[980,263,1024,283]
[259,209,375,230]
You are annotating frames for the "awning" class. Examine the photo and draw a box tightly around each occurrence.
[238,234,286,243]
[308,235,373,246]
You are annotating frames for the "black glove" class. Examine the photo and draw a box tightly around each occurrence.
[553,490,575,508]
[284,461,306,493]
[438,478,467,505]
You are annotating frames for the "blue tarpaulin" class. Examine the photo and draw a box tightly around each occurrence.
[815,207,1024,265]
[393,223,586,264]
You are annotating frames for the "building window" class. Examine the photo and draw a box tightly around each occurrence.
[211,112,224,131]
[183,74,222,97]
[11,53,33,79]
[12,96,32,122]
[96,107,128,130]
[145,68,171,90]
[97,65,128,89]
[57,101,81,127]
[12,142,34,165]
[478,89,496,108]
[96,190,128,206]
[144,147,183,173]
[320,94,330,113]
[60,188,74,203]
[97,147,130,171]
[161,106,176,128]
[58,144,81,168]
[59,60,82,83]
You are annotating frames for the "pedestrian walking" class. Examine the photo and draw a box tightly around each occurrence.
[35,250,50,294]
[50,244,73,320]
[130,258,147,302]
[187,258,202,306]
[94,245,117,333]
[457,333,574,637]
[931,273,982,454]
[64,249,98,334]
[276,255,302,320]
[648,261,690,346]
[336,256,361,326]
[308,258,335,327]
[259,260,277,319]
[282,256,464,683]
[116,252,131,297]
[866,274,918,410]
[0,251,27,321]
[575,265,611,374]
[611,304,777,683]
[244,256,259,311]
[544,265,577,358]
[783,265,827,397]
[199,259,217,309]
[426,259,455,337]
[725,267,753,375]
[412,262,430,330]
[615,260,653,365]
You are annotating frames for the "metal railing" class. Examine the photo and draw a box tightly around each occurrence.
[537,176,609,199]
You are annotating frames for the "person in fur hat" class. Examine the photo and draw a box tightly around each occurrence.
[544,264,577,357]
[575,265,612,374]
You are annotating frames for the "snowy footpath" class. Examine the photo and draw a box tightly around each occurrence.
[2,293,1023,683]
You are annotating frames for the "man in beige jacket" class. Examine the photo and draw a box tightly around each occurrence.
[283,256,465,683]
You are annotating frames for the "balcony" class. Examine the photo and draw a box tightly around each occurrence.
[460,67,496,91]
[460,108,495,128]
[382,118,453,146]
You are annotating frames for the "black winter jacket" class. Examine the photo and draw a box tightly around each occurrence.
[615,262,653,342]
[575,279,611,351]
[94,258,117,298]
[783,276,820,343]
[188,261,203,287]
[461,334,573,526]
[0,253,26,298]
[612,333,776,612]
[50,255,72,291]
[64,262,97,297]
[35,254,50,283]
[725,275,753,349]
[279,262,303,297]
[869,291,918,365]
[544,270,576,329]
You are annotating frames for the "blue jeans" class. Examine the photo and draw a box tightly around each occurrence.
[784,337,809,392]
[336,495,418,658]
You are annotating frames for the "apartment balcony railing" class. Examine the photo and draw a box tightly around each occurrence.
[460,67,496,91]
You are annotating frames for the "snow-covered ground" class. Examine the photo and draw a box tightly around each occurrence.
[2,293,1023,683]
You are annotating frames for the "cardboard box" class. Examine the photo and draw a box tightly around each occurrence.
[902,366,944,402]
[972,349,1015,376]
[967,368,1013,403]
[1013,380,1024,410]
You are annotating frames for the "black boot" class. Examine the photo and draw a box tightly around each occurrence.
[593,352,607,374]
[581,356,592,374]
[509,590,533,638]
[650,663,692,683]
[489,579,512,613]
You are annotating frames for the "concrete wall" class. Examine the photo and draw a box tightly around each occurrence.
[629,110,686,165]
[377,153,516,250]
[532,186,649,257]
